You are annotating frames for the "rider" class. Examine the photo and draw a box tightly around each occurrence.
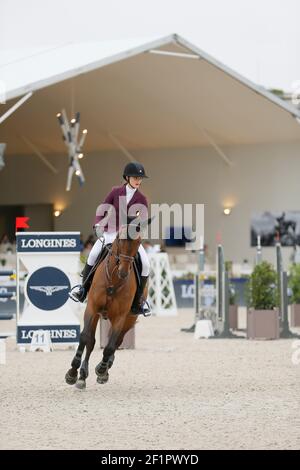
[69,162,151,315]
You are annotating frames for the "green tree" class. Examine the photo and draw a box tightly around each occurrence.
[247,261,278,310]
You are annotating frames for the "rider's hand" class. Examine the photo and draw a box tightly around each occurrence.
[94,224,104,239]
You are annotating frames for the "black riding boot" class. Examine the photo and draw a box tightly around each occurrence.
[131,276,151,316]
[69,263,93,303]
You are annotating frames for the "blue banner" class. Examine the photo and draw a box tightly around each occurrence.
[173,279,195,308]
[16,232,81,253]
[173,278,249,308]
[17,324,80,343]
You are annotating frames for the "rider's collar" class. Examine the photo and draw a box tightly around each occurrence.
[126,183,137,192]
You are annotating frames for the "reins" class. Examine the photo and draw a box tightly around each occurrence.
[105,237,136,295]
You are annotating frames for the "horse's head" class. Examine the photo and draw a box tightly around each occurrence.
[115,216,151,280]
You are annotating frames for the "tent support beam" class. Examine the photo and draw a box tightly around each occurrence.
[20,135,58,174]
[0,92,33,124]
[108,133,135,162]
[199,127,233,166]
[148,49,200,60]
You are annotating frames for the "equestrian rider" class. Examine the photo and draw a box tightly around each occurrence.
[69,162,151,315]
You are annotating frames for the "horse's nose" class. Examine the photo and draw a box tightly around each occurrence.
[118,269,128,280]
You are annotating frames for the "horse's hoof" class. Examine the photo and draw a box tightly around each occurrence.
[65,370,77,385]
[95,365,106,377]
[97,372,109,384]
[75,379,86,389]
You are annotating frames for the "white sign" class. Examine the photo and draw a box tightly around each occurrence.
[16,232,81,347]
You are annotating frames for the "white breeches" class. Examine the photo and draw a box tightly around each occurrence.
[87,232,150,276]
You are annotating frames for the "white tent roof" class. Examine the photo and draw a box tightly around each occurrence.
[1,34,300,155]
[0,36,170,101]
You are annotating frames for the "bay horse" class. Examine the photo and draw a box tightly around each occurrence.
[65,218,149,389]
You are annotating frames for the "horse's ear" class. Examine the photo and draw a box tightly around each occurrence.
[140,216,154,229]
[127,215,136,225]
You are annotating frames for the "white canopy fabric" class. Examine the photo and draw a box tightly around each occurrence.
[0,36,169,101]
[1,34,300,155]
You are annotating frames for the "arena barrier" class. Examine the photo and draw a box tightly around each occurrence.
[148,253,177,316]
[275,242,299,338]
[0,271,15,277]
[213,245,239,338]
[0,292,15,299]
[182,243,238,337]
[183,236,300,338]
[0,270,16,321]
[181,242,215,332]
[0,270,16,338]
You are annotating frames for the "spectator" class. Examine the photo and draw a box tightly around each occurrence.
[0,234,13,254]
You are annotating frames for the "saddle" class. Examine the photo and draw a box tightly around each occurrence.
[83,244,142,293]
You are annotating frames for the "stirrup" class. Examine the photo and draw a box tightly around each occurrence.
[69,285,85,303]
[142,300,152,317]
[131,299,152,317]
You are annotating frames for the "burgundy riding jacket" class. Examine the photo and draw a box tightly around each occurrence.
[94,184,148,233]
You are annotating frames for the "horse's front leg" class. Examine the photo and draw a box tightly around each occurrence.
[65,304,96,386]
[76,314,99,389]
[65,331,87,385]
[95,328,120,384]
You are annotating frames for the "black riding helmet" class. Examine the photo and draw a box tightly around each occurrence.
[123,162,149,180]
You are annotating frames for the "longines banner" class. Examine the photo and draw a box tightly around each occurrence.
[16,232,81,346]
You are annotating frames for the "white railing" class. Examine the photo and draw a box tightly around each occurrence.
[148,253,177,316]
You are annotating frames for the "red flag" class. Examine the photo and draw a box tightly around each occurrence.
[16,217,30,231]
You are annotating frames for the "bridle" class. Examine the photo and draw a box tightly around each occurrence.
[105,234,137,291]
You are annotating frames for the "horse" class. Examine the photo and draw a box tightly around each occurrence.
[65,218,149,389]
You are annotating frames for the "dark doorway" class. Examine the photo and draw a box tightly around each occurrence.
[0,205,24,241]
[0,204,54,241]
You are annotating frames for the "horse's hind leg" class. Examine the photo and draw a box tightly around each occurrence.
[95,315,136,384]
[76,315,99,389]
[105,323,133,370]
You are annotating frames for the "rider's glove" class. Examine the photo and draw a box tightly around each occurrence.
[93,223,104,239]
